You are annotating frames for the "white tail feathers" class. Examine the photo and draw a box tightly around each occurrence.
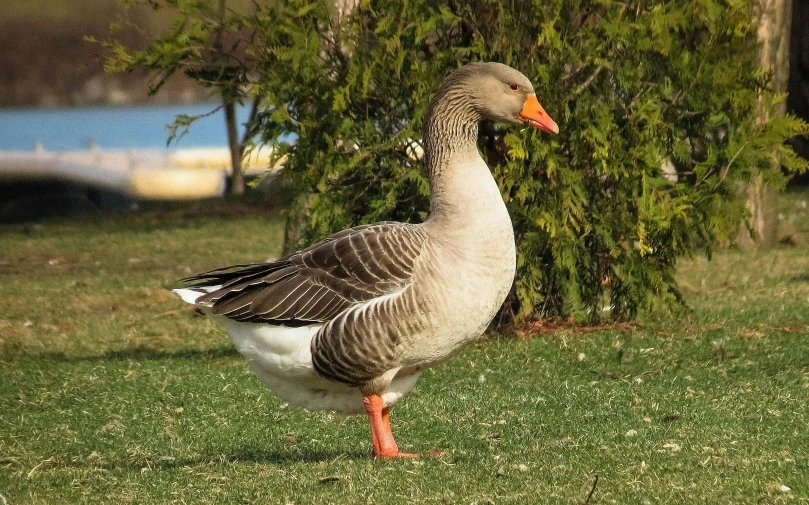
[173,285,221,307]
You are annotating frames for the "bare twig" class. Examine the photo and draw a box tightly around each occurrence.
[719,141,749,182]
[669,89,684,107]
[581,474,599,505]
[624,83,652,116]
[240,95,262,156]
[572,65,604,97]
[694,167,715,187]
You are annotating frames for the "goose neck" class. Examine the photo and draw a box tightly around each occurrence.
[423,95,480,188]
[421,95,510,228]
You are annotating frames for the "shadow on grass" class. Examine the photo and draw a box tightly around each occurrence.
[0,194,287,235]
[85,448,369,470]
[16,345,240,363]
[785,272,809,283]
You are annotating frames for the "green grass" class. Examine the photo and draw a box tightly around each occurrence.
[2,195,809,504]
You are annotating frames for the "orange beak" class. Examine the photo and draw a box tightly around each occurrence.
[519,94,559,134]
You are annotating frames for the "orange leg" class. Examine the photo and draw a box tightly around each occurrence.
[362,394,417,458]
[381,406,392,434]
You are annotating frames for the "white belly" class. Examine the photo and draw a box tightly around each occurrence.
[214,316,420,415]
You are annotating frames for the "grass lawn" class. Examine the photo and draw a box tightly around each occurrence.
[1,195,808,504]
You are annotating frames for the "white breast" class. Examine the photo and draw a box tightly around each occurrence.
[401,153,517,368]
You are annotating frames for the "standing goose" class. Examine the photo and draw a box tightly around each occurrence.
[174,62,558,458]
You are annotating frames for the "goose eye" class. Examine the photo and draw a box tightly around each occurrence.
[509,84,519,92]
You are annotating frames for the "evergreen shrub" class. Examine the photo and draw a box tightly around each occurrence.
[251,0,808,322]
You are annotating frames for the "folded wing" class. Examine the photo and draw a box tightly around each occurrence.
[182,222,427,326]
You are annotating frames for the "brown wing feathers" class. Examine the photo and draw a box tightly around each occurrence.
[181,223,426,327]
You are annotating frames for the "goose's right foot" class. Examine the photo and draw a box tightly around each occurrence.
[363,395,418,458]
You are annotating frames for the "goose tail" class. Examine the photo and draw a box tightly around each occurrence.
[173,285,221,308]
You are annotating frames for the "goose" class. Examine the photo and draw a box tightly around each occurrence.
[174,62,558,458]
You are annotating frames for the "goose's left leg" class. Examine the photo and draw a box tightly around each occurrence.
[363,394,417,458]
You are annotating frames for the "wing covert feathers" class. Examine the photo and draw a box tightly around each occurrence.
[181,222,426,327]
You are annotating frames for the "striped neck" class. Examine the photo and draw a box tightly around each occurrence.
[423,89,481,200]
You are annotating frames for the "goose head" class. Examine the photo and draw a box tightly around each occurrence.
[439,62,559,134]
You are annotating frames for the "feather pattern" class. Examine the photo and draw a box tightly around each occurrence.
[174,62,544,416]
[183,221,427,328]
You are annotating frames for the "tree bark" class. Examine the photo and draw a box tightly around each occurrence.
[281,0,358,253]
[223,97,245,195]
[738,0,793,247]
[282,194,314,256]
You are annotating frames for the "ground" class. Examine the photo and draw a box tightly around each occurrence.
[1,194,808,504]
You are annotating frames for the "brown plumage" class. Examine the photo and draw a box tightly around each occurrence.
[174,62,558,458]
[183,222,427,327]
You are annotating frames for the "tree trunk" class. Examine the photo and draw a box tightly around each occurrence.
[281,0,357,253]
[282,194,314,256]
[223,97,245,195]
[738,0,793,247]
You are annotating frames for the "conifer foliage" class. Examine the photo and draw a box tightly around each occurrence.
[250,0,808,322]
[102,0,808,322]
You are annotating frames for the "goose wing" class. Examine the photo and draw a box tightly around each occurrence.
[182,222,427,326]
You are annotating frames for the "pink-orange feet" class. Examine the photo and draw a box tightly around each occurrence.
[363,394,419,458]
[377,406,418,458]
